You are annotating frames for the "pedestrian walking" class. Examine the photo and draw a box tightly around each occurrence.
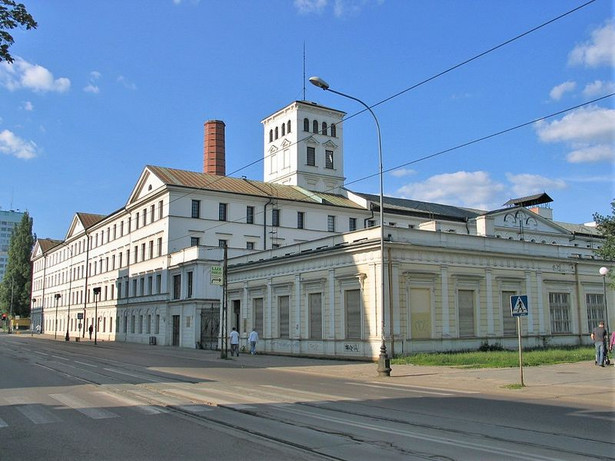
[88,324,93,340]
[229,327,240,357]
[248,328,259,355]
[591,320,607,367]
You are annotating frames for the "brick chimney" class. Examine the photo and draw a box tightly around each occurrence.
[204,120,226,176]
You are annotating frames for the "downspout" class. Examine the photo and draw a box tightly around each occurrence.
[263,198,272,250]
[388,246,394,357]
[82,232,90,338]
[364,203,375,229]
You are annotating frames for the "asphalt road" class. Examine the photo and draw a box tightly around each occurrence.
[0,333,613,460]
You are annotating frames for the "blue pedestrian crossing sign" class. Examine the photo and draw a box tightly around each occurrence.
[510,295,529,317]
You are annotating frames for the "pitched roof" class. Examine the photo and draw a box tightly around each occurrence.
[503,193,553,207]
[356,193,481,221]
[147,166,364,209]
[37,238,62,252]
[76,212,106,229]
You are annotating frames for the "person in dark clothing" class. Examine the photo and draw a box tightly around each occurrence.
[88,324,93,340]
[591,321,607,367]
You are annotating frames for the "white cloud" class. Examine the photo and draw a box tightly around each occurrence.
[0,57,70,93]
[22,101,33,111]
[505,173,566,197]
[566,144,614,163]
[0,130,38,159]
[294,0,327,14]
[582,80,615,97]
[549,81,576,101]
[568,20,615,68]
[117,75,137,90]
[535,105,615,144]
[84,70,101,94]
[390,168,415,178]
[396,171,504,210]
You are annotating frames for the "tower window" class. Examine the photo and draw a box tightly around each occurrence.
[287,120,291,133]
[325,150,334,169]
[275,127,279,139]
[303,118,309,132]
[269,129,273,143]
[307,147,316,166]
[331,123,337,137]
[281,123,285,136]
[322,122,327,136]
[312,120,318,134]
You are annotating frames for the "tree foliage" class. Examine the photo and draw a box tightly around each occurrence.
[594,200,615,262]
[0,212,35,317]
[0,0,37,63]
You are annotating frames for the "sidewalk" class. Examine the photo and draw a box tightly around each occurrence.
[24,333,615,409]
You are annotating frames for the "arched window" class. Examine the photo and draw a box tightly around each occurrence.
[331,123,337,137]
[269,129,273,143]
[303,118,309,132]
[322,122,327,136]
[312,120,318,134]
[275,127,279,139]
[281,123,286,136]
[287,120,291,133]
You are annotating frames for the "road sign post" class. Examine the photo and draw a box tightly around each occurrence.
[510,295,529,387]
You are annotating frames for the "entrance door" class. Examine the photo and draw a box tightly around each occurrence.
[172,315,180,346]
[200,307,220,350]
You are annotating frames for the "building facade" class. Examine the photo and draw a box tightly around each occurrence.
[30,101,611,358]
[0,209,25,283]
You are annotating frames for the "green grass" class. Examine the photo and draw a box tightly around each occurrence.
[391,347,596,368]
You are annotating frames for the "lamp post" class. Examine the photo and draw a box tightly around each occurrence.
[93,287,101,345]
[600,267,609,333]
[54,293,61,340]
[309,76,391,377]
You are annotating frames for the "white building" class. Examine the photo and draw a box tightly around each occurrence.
[30,100,610,358]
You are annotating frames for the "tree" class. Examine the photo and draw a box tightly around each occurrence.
[0,0,37,63]
[0,212,34,317]
[594,200,615,263]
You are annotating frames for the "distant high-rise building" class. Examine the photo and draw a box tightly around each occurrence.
[0,209,24,282]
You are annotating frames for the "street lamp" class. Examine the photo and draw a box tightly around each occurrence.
[93,287,101,345]
[600,267,609,333]
[54,293,61,340]
[309,76,391,377]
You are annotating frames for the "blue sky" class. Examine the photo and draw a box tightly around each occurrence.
[0,0,613,240]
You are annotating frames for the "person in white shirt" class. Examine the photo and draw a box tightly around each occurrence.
[229,327,240,357]
[248,328,259,355]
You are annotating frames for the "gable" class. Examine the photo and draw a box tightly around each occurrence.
[490,208,571,237]
[127,167,166,206]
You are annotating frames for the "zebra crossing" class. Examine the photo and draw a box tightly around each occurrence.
[0,388,169,429]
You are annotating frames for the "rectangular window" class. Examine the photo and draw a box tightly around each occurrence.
[148,276,153,295]
[246,206,254,224]
[191,237,200,246]
[139,315,143,334]
[173,275,181,299]
[279,295,290,338]
[349,217,357,232]
[297,212,304,229]
[246,242,255,250]
[120,221,124,236]
[325,150,334,169]
[327,215,336,232]
[458,290,475,337]
[502,291,517,336]
[345,289,361,339]
[143,208,147,226]
[141,243,146,261]
[119,252,123,268]
[187,271,193,298]
[135,212,140,229]
[253,298,264,335]
[307,146,316,166]
[139,277,145,296]
[549,292,571,333]
[158,200,163,220]
[150,204,155,222]
[146,314,151,334]
[272,209,280,227]
[218,239,227,248]
[155,314,160,334]
[157,237,163,257]
[586,293,605,332]
[191,200,200,219]
[219,203,227,221]
[132,279,137,297]
[134,245,138,264]
[156,274,162,294]
[149,240,153,258]
[309,293,322,340]
[117,282,122,299]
